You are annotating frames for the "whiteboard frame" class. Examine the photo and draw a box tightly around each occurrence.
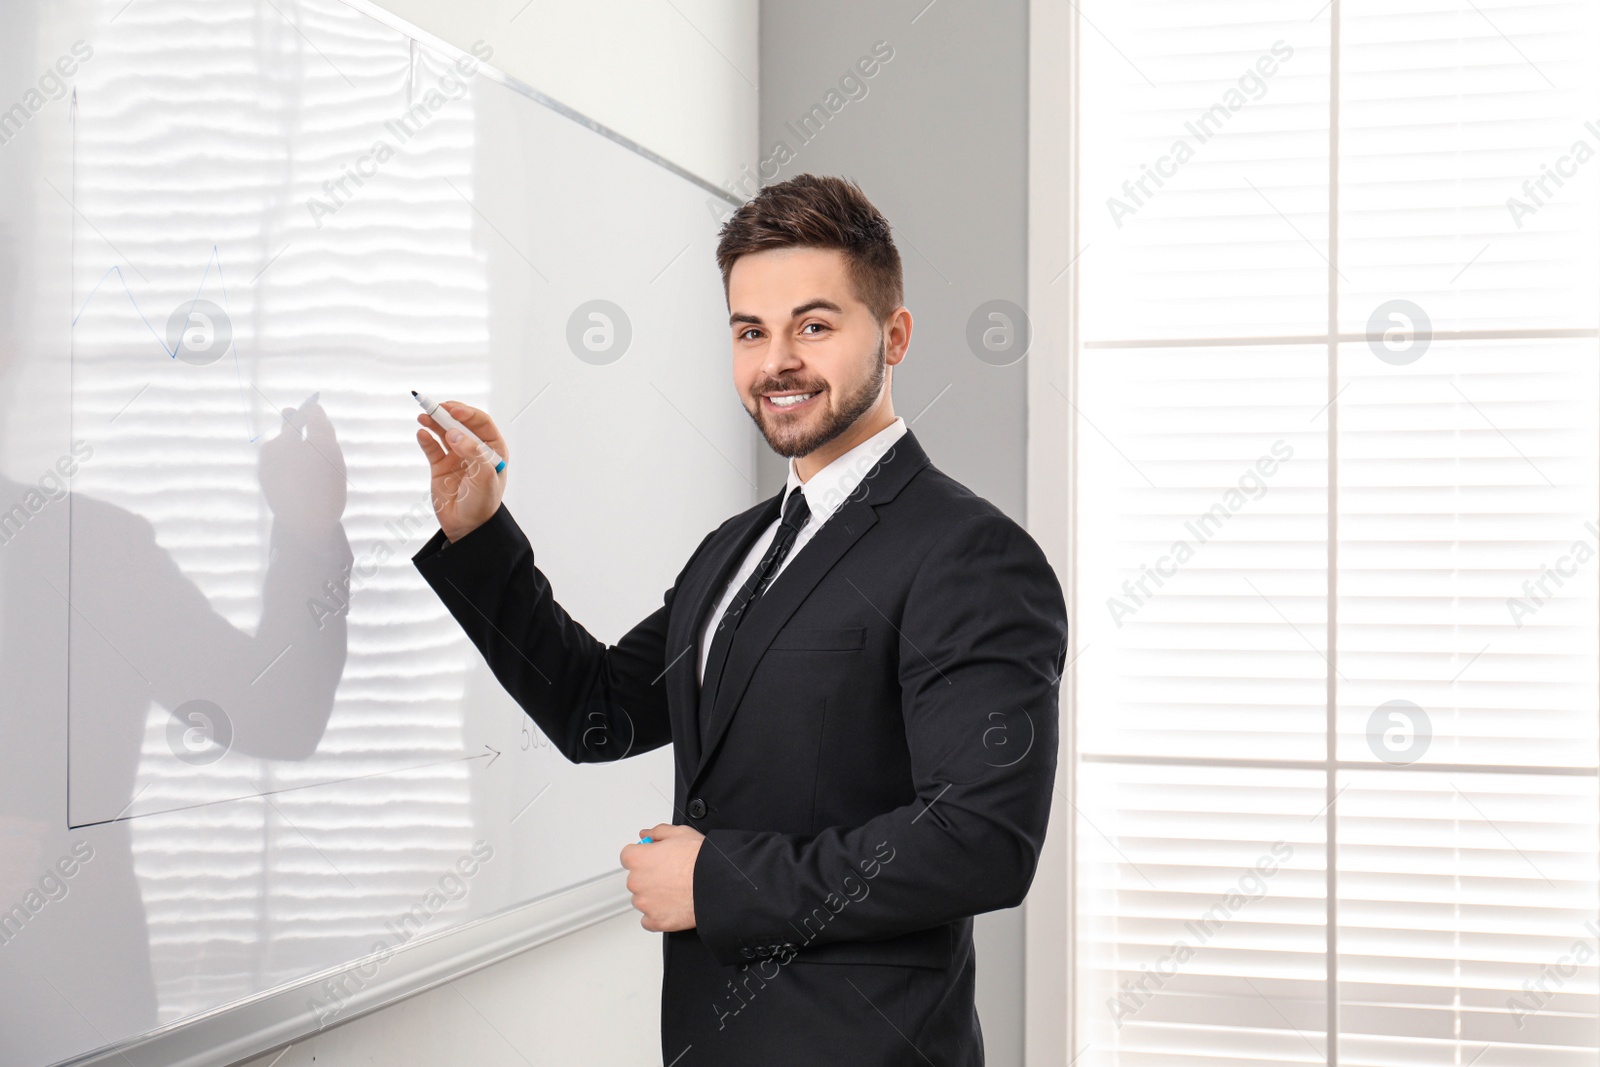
[54,872,631,1067]
[45,4,741,1063]
[342,0,744,210]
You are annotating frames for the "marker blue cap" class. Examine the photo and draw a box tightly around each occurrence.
[638,836,653,844]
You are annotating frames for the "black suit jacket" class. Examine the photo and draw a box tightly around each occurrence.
[413,429,1068,1066]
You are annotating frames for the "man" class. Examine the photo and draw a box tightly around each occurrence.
[412,173,1067,1065]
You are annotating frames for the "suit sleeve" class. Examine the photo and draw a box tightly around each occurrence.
[413,502,704,764]
[691,510,1068,965]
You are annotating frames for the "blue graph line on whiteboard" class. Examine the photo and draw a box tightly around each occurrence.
[72,245,263,441]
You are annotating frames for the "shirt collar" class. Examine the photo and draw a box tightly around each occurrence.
[784,416,908,528]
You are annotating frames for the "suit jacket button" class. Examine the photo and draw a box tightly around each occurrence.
[687,798,707,819]
[740,946,755,960]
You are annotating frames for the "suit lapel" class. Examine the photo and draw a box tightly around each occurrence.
[689,429,932,787]
[690,497,878,786]
[666,493,781,781]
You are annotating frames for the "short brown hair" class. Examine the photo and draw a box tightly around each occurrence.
[715,174,903,326]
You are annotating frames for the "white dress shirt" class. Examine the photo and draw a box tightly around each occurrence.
[696,416,908,684]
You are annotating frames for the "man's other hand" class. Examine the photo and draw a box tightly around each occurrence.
[621,822,704,932]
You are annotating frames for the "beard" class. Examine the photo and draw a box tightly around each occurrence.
[746,332,887,459]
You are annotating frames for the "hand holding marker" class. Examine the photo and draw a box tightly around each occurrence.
[411,401,642,852]
[413,391,507,474]
[414,393,510,544]
[415,398,640,852]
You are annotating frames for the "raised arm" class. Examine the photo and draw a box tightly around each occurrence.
[410,401,684,763]
[412,502,684,762]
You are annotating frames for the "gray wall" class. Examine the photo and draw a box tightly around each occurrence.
[757,3,1032,1064]
[755,0,1030,520]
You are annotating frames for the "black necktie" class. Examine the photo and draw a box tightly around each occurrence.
[699,486,812,741]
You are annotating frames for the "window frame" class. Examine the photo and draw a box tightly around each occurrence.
[1024,0,1079,1062]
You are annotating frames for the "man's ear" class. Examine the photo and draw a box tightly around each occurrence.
[884,307,912,366]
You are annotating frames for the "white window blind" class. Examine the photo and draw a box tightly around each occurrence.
[1072,2,1600,1065]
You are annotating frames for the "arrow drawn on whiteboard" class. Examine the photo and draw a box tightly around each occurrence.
[68,744,504,830]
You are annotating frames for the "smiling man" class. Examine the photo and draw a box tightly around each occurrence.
[412,173,1068,1066]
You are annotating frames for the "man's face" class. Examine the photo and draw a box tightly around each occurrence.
[727,246,891,459]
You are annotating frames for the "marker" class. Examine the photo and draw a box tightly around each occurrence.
[413,391,507,474]
[638,836,653,844]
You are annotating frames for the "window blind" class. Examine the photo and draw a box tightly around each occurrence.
[1072,1,1600,1064]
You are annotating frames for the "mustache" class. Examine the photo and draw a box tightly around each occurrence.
[753,380,826,395]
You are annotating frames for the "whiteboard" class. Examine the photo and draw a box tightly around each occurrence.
[0,2,750,1064]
